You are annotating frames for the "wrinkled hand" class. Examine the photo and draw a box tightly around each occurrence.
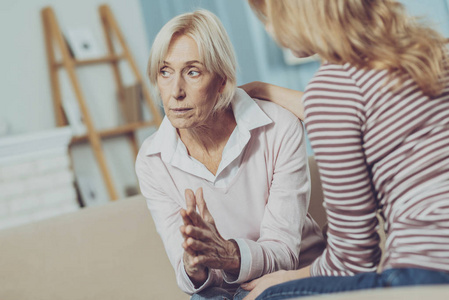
[180,189,207,286]
[180,188,240,281]
[241,266,311,300]
[239,81,305,120]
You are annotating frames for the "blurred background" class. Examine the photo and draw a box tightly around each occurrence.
[1,0,448,228]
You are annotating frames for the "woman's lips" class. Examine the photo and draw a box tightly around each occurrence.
[171,108,192,114]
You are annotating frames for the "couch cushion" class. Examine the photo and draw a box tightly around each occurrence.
[0,195,189,300]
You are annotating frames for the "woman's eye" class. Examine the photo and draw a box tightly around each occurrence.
[188,70,200,77]
[160,70,170,77]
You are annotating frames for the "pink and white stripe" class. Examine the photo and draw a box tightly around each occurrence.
[305,63,449,276]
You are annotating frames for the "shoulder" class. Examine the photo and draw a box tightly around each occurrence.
[304,63,368,116]
[135,131,161,173]
[253,99,305,142]
[252,99,307,158]
[137,131,158,158]
[308,63,388,93]
[308,63,360,88]
[254,98,302,129]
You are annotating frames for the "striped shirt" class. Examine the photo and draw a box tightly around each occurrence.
[305,62,449,276]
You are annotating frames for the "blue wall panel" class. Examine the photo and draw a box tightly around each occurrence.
[139,0,449,88]
[400,0,449,37]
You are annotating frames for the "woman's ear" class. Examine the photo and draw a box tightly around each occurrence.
[218,77,227,93]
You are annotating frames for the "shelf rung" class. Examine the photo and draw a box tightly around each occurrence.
[70,120,158,144]
[54,54,125,68]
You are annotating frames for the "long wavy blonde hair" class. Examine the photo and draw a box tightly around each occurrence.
[249,0,448,97]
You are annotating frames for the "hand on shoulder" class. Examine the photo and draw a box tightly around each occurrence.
[240,81,305,120]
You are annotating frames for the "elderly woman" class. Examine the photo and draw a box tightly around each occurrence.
[135,9,324,300]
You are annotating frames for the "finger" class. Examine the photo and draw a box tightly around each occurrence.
[185,236,212,252]
[192,254,225,269]
[244,281,270,300]
[192,255,217,269]
[180,208,193,226]
[241,278,260,291]
[180,225,191,239]
[186,207,209,229]
[182,250,203,275]
[185,189,197,212]
[180,225,186,238]
[184,224,210,241]
[182,240,197,257]
[195,188,214,223]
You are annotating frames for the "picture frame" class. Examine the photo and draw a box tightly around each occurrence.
[65,28,102,60]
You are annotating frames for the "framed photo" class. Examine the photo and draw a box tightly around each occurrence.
[65,28,102,60]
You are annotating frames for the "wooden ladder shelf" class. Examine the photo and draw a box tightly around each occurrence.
[41,4,162,201]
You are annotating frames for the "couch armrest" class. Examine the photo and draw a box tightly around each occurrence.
[0,195,189,300]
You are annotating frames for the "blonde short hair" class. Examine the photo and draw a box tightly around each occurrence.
[147,10,237,111]
[249,0,447,97]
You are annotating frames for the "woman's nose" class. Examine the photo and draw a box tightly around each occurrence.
[172,75,186,100]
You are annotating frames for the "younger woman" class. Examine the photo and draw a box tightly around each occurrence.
[242,0,449,299]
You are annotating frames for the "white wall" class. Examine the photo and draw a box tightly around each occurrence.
[3,0,449,205]
[0,0,157,203]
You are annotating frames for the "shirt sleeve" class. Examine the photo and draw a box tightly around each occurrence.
[135,151,222,294]
[222,113,313,284]
[305,66,382,276]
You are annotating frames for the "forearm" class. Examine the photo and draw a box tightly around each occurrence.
[291,265,311,280]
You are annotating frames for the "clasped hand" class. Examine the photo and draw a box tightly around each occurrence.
[180,188,240,286]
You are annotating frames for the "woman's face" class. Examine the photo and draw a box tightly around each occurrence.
[157,34,224,130]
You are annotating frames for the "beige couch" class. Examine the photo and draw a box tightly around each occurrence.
[0,157,448,300]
